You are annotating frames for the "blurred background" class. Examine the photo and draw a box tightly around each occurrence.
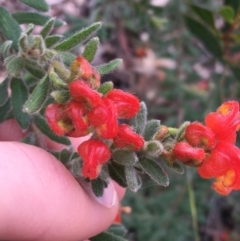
[2,0,240,240]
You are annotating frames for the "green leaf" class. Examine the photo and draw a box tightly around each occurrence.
[144,140,163,157]
[91,178,105,197]
[6,56,24,77]
[59,52,76,66]
[108,162,127,188]
[10,78,30,130]
[71,158,82,177]
[20,133,36,145]
[144,119,160,141]
[224,0,240,16]
[108,224,127,237]
[188,3,215,28]
[132,101,147,135]
[24,75,49,114]
[96,59,122,75]
[139,157,169,187]
[54,22,102,51]
[184,15,223,58]
[33,114,71,145]
[59,148,72,164]
[24,60,45,79]
[0,77,9,106]
[0,40,13,57]
[18,0,49,12]
[26,23,34,35]
[0,7,22,50]
[12,12,64,27]
[168,161,184,175]
[98,81,114,95]
[125,166,141,192]
[40,18,55,38]
[90,231,128,241]
[50,90,70,104]
[45,35,63,48]
[219,6,235,23]
[112,149,138,166]
[0,98,11,123]
[82,37,100,62]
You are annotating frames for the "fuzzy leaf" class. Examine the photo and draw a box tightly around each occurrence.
[33,114,71,145]
[24,60,45,79]
[133,101,147,135]
[24,75,49,113]
[26,23,34,35]
[108,224,127,237]
[91,178,105,197]
[40,18,55,38]
[45,35,63,48]
[98,81,114,95]
[59,148,72,164]
[0,77,9,106]
[139,157,169,187]
[96,59,122,75]
[112,149,138,166]
[10,78,30,130]
[71,158,82,177]
[125,166,141,192]
[108,162,127,188]
[82,37,100,62]
[12,12,64,27]
[169,161,185,175]
[54,22,102,51]
[49,70,68,89]
[219,6,235,23]
[144,119,160,141]
[90,232,128,241]
[6,56,24,77]
[18,0,49,12]
[51,90,70,104]
[0,98,11,123]
[59,52,76,66]
[0,7,22,50]
[0,40,12,57]
[144,140,163,157]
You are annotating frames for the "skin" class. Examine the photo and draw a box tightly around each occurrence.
[0,119,125,241]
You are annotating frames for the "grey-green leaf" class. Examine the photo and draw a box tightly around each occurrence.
[33,114,71,145]
[96,58,122,75]
[18,0,49,12]
[6,56,24,77]
[0,98,11,123]
[24,75,49,113]
[90,232,128,241]
[108,224,127,237]
[219,6,235,23]
[0,77,9,106]
[24,60,45,79]
[54,22,102,51]
[82,37,100,62]
[108,162,127,188]
[125,166,141,192]
[45,35,63,48]
[139,157,169,187]
[112,149,138,166]
[59,52,76,66]
[0,7,22,50]
[10,78,30,130]
[40,18,55,38]
[169,161,185,175]
[133,101,147,135]
[98,81,114,95]
[144,119,160,141]
[91,178,105,197]
[0,40,13,57]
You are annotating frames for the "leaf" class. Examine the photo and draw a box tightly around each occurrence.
[139,157,169,187]
[144,140,163,157]
[0,40,13,57]
[98,81,114,95]
[90,231,128,241]
[50,90,70,104]
[224,0,240,16]
[18,0,49,12]
[33,114,71,145]
[6,56,24,77]
[91,178,105,197]
[10,78,30,130]
[59,148,72,164]
[59,52,76,66]
[143,119,160,141]
[184,15,223,58]
[20,133,36,145]
[0,98,11,123]
[24,60,45,79]
[54,22,102,51]
[12,12,64,27]
[24,75,49,114]
[108,162,127,188]
[125,166,141,192]
[0,77,9,106]
[169,161,185,175]
[188,3,215,28]
[45,35,63,48]
[96,59,122,75]
[132,101,147,135]
[219,6,235,23]
[107,224,127,237]
[82,37,100,62]
[0,7,22,50]
[40,18,55,38]
[112,149,138,166]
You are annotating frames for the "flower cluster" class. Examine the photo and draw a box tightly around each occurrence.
[173,101,240,195]
[45,56,144,179]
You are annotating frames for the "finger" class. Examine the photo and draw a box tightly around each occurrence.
[0,142,120,241]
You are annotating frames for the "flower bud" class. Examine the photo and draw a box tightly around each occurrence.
[113,124,144,151]
[173,142,206,167]
[78,139,111,180]
[105,89,140,119]
[185,122,216,151]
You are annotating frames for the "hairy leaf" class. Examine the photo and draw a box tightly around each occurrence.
[144,119,160,141]
[18,0,49,12]
[133,101,147,135]
[45,35,63,48]
[0,77,9,106]
[96,59,122,75]
[82,37,100,62]
[125,166,141,192]
[108,162,127,188]
[91,178,105,197]
[112,149,138,166]
[40,18,55,38]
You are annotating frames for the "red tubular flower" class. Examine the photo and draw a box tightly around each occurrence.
[105,89,140,119]
[45,103,73,135]
[77,139,111,180]
[70,56,93,79]
[69,80,102,109]
[205,101,240,143]
[88,98,118,139]
[173,142,206,167]
[113,124,144,151]
[185,122,216,151]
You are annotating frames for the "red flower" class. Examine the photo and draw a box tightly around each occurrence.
[173,142,206,167]
[113,124,144,151]
[205,101,240,143]
[185,122,216,151]
[69,80,102,109]
[88,98,118,139]
[105,89,140,119]
[45,103,73,135]
[77,139,111,180]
